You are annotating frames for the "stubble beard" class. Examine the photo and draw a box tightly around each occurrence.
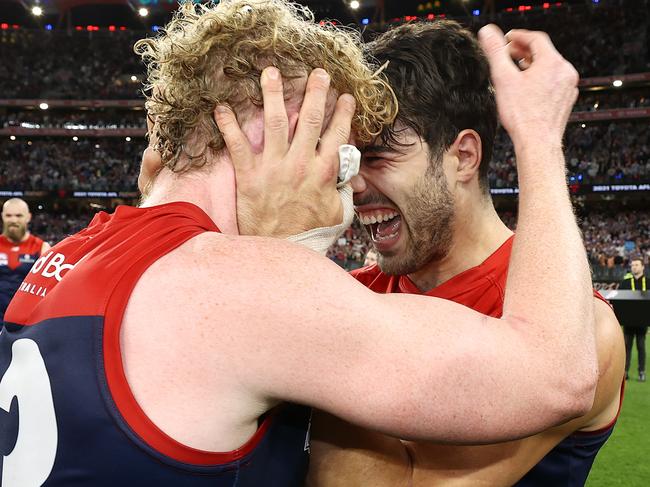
[377,163,455,276]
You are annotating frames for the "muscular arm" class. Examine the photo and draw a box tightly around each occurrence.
[305,298,623,487]
[405,297,625,486]
[203,28,597,443]
[202,220,595,444]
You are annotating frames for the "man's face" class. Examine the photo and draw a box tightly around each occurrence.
[631,260,644,277]
[2,201,31,243]
[353,128,455,276]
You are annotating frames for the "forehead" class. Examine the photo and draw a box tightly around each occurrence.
[2,202,28,214]
[362,123,423,153]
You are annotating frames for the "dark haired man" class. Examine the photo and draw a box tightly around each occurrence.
[308,21,625,487]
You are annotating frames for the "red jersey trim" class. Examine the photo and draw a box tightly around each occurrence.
[101,202,275,465]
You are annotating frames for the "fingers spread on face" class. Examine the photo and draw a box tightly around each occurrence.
[291,68,331,161]
[260,66,290,160]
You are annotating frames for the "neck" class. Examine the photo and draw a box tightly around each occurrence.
[633,272,644,279]
[140,159,239,235]
[407,194,513,292]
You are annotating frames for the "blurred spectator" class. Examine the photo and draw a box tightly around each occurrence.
[619,258,648,382]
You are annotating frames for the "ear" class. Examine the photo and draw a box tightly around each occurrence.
[452,129,483,184]
[138,146,163,194]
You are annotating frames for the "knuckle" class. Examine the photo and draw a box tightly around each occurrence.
[334,125,350,143]
[266,114,288,132]
[303,108,324,127]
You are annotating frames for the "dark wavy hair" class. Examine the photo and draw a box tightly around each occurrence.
[367,20,497,192]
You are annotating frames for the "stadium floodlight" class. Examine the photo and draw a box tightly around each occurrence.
[9,135,16,140]
[612,79,623,87]
[350,1,360,9]
[72,136,79,141]
[32,6,43,17]
[125,136,132,142]
[581,124,586,128]
[39,102,48,110]
[139,7,149,17]
[131,75,138,82]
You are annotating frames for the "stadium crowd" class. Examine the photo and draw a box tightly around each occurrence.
[0,137,141,191]
[489,120,650,188]
[2,118,648,192]
[0,0,647,100]
[2,110,145,130]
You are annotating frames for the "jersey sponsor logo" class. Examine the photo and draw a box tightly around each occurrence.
[0,254,7,267]
[17,282,47,298]
[0,339,58,487]
[30,251,75,283]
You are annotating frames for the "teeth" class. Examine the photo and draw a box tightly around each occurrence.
[359,211,398,226]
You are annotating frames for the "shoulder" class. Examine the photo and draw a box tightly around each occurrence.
[350,264,383,285]
[150,232,355,307]
[578,296,625,430]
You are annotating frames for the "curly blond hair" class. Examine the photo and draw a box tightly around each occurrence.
[134,0,397,172]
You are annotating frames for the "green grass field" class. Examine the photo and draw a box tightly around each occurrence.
[587,342,649,486]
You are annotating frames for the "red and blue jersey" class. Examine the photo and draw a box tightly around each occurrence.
[0,202,310,486]
[0,233,44,322]
[352,235,622,487]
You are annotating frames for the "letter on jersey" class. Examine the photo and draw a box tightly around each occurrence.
[0,339,58,487]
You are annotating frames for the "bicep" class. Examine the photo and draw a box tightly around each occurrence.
[227,241,584,442]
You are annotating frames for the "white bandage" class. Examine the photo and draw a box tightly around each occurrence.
[286,145,361,255]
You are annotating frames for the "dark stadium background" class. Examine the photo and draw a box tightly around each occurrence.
[0,1,648,483]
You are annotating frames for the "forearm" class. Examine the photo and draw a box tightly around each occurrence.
[504,140,597,411]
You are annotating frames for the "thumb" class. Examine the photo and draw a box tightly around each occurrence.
[478,24,518,81]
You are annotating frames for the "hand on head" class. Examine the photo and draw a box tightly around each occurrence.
[215,66,357,238]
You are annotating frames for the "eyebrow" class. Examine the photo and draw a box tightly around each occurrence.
[361,145,403,155]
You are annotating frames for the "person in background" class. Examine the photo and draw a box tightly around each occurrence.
[363,248,378,267]
[620,257,647,382]
[0,197,50,321]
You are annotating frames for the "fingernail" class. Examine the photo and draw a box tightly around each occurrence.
[265,66,280,79]
[314,68,330,81]
[215,105,229,115]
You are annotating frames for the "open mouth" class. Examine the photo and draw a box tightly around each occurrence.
[358,210,402,250]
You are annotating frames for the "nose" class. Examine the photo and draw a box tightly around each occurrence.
[350,173,367,194]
